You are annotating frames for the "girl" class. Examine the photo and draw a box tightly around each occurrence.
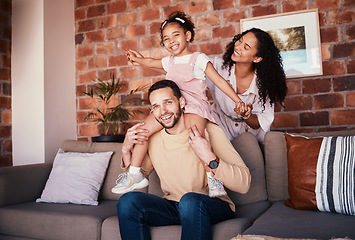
[207,28,287,143]
[112,11,246,198]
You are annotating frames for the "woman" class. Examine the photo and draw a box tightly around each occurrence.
[207,28,287,143]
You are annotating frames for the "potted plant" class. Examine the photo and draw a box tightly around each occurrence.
[83,74,147,142]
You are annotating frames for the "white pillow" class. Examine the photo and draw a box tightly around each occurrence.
[36,149,113,206]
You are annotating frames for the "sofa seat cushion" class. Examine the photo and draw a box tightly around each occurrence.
[243,201,355,239]
[0,200,117,240]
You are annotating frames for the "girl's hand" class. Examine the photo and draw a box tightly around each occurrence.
[234,102,253,119]
[126,49,144,66]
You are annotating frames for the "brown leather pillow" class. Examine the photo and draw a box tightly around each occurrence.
[284,134,323,210]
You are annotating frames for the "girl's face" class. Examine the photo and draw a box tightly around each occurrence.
[161,23,191,57]
[231,32,262,64]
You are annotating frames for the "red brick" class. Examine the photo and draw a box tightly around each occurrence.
[0,97,11,109]
[0,68,10,80]
[331,109,355,125]
[88,57,107,69]
[199,42,223,55]
[75,8,86,21]
[97,68,117,81]
[333,42,355,58]
[3,55,11,68]
[282,0,307,12]
[318,12,327,27]
[128,0,149,9]
[347,59,355,74]
[285,80,301,95]
[76,0,95,8]
[321,44,331,60]
[283,96,312,111]
[329,9,354,25]
[314,93,344,109]
[118,12,138,26]
[119,66,140,80]
[0,126,11,138]
[2,82,11,96]
[76,59,87,71]
[212,0,235,10]
[1,111,11,124]
[0,154,12,167]
[322,61,345,76]
[162,4,185,17]
[141,35,162,49]
[77,19,96,33]
[79,123,99,137]
[78,70,97,84]
[302,78,331,94]
[118,39,138,53]
[75,34,84,45]
[300,111,329,126]
[312,0,340,10]
[97,16,117,29]
[76,111,88,124]
[142,68,163,78]
[126,24,146,38]
[333,76,355,91]
[107,1,127,14]
[130,79,151,92]
[223,9,247,24]
[86,31,105,43]
[3,140,12,152]
[320,27,339,43]
[0,40,10,55]
[79,96,98,110]
[346,25,355,40]
[109,55,127,67]
[96,42,115,55]
[149,22,163,35]
[106,27,125,40]
[272,113,298,128]
[141,8,161,22]
[251,5,277,17]
[76,85,86,98]
[344,0,355,6]
[212,25,236,40]
[196,13,220,27]
[346,92,355,107]
[240,0,261,6]
[318,126,348,132]
[0,0,11,13]
[87,4,106,18]
[3,27,11,41]
[187,1,211,14]
[151,0,171,7]
[195,28,211,42]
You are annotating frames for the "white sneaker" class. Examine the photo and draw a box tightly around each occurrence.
[208,176,227,198]
[111,172,149,194]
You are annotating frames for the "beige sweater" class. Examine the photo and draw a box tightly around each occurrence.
[127,123,251,212]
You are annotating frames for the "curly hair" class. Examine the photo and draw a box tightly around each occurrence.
[222,28,287,108]
[160,11,195,45]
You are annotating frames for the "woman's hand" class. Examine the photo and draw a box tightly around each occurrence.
[234,101,252,119]
[188,125,216,166]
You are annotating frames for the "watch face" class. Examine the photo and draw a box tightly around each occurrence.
[209,160,219,169]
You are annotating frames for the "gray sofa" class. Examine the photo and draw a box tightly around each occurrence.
[0,130,354,240]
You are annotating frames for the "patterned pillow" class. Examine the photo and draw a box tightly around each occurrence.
[285,134,354,215]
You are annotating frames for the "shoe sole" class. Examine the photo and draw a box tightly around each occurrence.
[111,178,149,194]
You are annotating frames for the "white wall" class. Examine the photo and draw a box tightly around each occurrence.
[12,0,76,165]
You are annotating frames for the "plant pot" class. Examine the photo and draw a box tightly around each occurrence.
[91,135,125,143]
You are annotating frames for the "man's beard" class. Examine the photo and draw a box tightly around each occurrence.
[155,105,182,129]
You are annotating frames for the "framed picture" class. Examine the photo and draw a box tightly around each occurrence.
[241,9,322,78]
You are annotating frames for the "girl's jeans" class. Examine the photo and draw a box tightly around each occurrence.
[117,191,234,240]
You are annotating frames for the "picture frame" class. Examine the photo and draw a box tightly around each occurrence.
[240,9,323,78]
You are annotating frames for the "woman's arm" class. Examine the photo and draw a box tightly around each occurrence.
[204,62,241,104]
[235,102,260,129]
[126,49,166,74]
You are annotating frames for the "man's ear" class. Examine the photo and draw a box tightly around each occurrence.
[253,56,263,63]
[179,96,186,108]
[186,31,192,42]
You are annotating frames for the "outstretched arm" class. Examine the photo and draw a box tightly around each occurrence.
[204,62,241,104]
[126,49,166,74]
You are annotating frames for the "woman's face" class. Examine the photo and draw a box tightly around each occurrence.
[231,32,261,64]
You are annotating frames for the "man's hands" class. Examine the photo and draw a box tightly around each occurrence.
[122,122,149,165]
[188,125,216,167]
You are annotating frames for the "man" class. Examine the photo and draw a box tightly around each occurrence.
[117,80,251,240]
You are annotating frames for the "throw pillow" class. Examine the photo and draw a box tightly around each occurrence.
[36,149,113,205]
[285,134,355,216]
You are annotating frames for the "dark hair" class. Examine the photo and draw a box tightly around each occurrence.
[222,28,287,108]
[160,11,195,45]
[148,80,182,100]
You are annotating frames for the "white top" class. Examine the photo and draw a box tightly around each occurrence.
[207,57,274,143]
[162,53,210,80]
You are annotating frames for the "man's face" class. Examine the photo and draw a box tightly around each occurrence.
[149,87,183,129]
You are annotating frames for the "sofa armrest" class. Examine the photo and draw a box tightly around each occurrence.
[0,163,52,207]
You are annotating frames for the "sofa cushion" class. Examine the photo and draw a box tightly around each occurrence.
[37,149,112,206]
[61,140,129,201]
[243,201,355,239]
[0,200,117,240]
[230,132,267,205]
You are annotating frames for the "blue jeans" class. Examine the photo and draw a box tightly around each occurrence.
[117,192,234,240]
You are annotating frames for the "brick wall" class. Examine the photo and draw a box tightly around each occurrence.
[75,0,355,141]
[0,0,12,167]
